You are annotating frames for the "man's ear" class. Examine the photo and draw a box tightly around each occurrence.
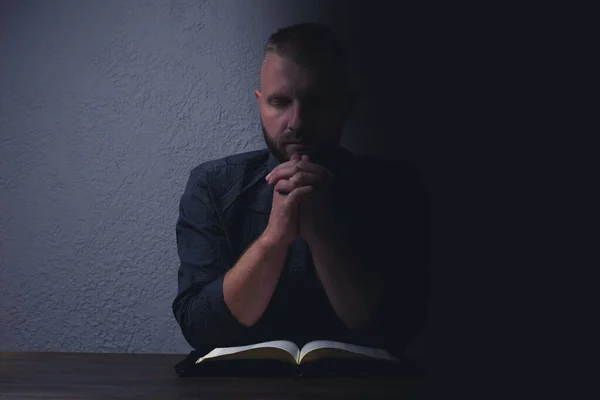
[254,89,261,102]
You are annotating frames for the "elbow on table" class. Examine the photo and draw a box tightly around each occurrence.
[172,296,240,351]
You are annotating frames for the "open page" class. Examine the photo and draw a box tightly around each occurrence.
[195,340,300,365]
[298,340,401,364]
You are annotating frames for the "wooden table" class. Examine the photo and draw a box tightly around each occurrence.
[0,352,425,399]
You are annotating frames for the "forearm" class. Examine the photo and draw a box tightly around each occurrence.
[308,225,383,330]
[223,232,289,327]
[173,233,289,349]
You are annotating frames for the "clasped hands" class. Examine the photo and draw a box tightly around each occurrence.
[264,153,334,245]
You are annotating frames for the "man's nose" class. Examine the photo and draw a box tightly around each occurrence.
[288,102,305,131]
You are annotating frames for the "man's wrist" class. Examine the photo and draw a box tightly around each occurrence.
[257,230,291,253]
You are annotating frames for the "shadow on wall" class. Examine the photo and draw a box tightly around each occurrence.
[320,1,536,374]
[310,1,440,165]
[315,2,494,174]
[311,2,444,370]
[314,2,506,371]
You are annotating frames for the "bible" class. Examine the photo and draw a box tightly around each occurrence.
[196,339,399,365]
[175,339,404,378]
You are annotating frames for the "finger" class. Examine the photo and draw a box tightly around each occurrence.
[265,155,333,185]
[267,163,301,184]
[267,158,331,182]
[295,160,333,181]
[274,179,297,195]
[287,185,314,202]
[289,171,321,187]
[265,155,300,182]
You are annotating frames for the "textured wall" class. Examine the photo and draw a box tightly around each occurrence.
[0,0,367,353]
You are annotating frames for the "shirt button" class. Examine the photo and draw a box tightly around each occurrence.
[292,267,301,279]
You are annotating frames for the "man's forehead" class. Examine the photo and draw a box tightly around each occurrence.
[260,53,340,92]
[260,54,311,83]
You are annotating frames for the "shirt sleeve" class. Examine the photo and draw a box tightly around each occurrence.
[172,167,247,351]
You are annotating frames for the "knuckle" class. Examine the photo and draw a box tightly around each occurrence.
[278,167,291,177]
[275,181,289,191]
[292,172,310,185]
[279,179,296,190]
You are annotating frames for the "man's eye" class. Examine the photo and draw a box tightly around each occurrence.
[270,98,290,108]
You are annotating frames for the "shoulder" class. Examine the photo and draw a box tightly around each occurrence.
[189,149,269,182]
[185,149,270,198]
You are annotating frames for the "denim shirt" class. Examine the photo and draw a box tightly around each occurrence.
[172,147,430,357]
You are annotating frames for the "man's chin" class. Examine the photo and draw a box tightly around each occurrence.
[284,149,318,162]
[285,147,311,159]
[267,142,335,164]
[292,146,336,164]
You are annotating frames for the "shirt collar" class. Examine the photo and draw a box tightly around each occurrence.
[266,151,280,174]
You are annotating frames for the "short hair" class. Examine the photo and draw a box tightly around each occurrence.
[262,23,348,80]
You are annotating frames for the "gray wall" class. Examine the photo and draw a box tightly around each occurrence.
[0,0,400,353]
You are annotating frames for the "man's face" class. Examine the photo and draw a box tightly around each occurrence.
[255,53,351,164]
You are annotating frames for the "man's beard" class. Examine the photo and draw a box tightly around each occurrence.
[261,123,289,164]
[261,122,338,165]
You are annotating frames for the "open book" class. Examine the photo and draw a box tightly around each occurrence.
[195,339,400,366]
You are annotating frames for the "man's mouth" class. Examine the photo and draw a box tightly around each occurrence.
[285,142,310,149]
[288,143,309,147]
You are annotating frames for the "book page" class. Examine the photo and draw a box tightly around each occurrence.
[298,340,401,364]
[195,340,300,365]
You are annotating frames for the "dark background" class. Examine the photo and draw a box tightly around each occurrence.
[325,2,577,395]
